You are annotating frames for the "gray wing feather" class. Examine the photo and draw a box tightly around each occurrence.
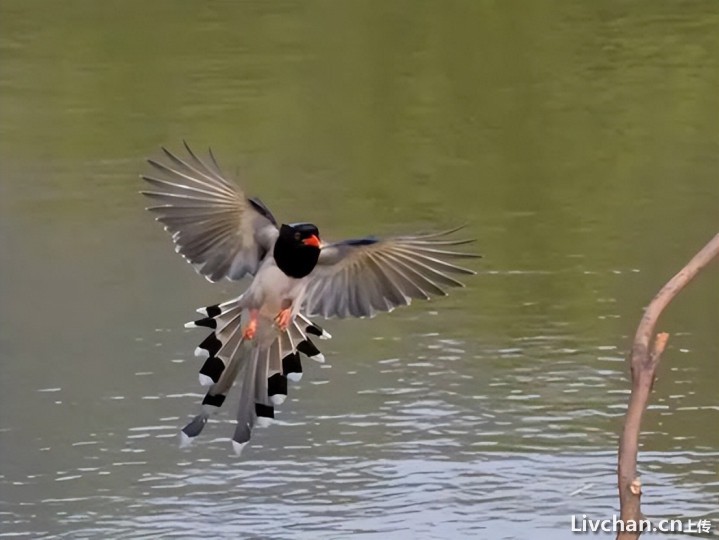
[303,227,479,319]
[141,143,279,282]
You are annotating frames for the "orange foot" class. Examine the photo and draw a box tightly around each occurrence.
[274,308,292,332]
[242,316,258,340]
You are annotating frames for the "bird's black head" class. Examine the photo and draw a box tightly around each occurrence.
[273,223,322,278]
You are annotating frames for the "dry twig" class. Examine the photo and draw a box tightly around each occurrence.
[617,233,719,540]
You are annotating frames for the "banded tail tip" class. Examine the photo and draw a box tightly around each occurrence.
[232,440,248,457]
[297,339,324,363]
[199,356,225,386]
[282,353,303,381]
[181,413,209,441]
[255,403,274,419]
[306,324,332,340]
[179,430,193,448]
[268,374,288,406]
[184,317,217,330]
[198,373,215,387]
[195,304,221,318]
[202,393,226,408]
[255,403,275,427]
[197,333,222,358]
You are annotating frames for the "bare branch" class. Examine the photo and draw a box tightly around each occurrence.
[617,233,719,540]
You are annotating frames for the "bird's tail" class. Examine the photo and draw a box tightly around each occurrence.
[181,296,331,454]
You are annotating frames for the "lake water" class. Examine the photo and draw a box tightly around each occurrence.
[1,2,717,539]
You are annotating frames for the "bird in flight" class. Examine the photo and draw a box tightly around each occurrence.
[141,142,478,455]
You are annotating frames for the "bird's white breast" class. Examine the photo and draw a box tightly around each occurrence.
[248,258,307,317]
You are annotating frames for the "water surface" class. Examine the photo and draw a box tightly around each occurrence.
[1,2,718,538]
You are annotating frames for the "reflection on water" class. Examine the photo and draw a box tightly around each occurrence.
[1,1,718,539]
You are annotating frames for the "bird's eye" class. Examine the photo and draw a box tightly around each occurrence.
[294,232,301,240]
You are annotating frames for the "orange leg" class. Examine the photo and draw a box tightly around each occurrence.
[274,303,293,332]
[242,309,259,340]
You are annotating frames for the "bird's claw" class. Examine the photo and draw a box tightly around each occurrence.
[274,308,292,332]
[242,318,257,340]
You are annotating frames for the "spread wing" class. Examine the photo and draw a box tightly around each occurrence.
[141,142,279,282]
[302,227,478,319]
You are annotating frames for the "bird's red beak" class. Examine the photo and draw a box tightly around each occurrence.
[303,234,321,248]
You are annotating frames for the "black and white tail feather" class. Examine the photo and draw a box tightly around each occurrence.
[141,143,478,457]
[181,298,330,455]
